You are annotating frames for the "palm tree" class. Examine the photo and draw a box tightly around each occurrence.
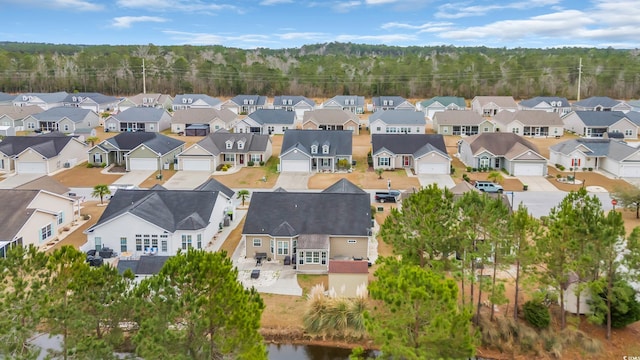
[86,136,99,147]
[237,189,250,207]
[375,168,384,179]
[92,184,111,204]
[488,171,504,184]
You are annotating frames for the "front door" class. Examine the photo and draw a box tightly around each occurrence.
[534,127,541,136]
[403,156,411,167]
[239,154,244,165]
[460,126,467,135]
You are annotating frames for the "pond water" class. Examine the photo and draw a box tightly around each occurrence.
[268,343,379,359]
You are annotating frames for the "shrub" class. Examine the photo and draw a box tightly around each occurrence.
[101,162,107,168]
[259,161,265,166]
[466,166,472,172]
[556,174,562,178]
[450,165,455,175]
[582,167,587,171]
[588,167,593,171]
[247,161,255,167]
[523,300,551,329]
[589,278,640,329]
[472,168,477,172]
[462,174,470,182]
[86,163,94,168]
[82,214,90,220]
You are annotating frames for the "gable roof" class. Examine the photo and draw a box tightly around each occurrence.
[368,109,426,125]
[111,107,167,122]
[171,108,236,125]
[433,110,486,125]
[125,93,173,106]
[89,189,219,233]
[0,134,77,158]
[243,191,371,237]
[371,96,409,107]
[493,110,563,126]
[420,96,466,108]
[573,96,620,109]
[0,189,40,241]
[102,132,184,154]
[14,92,68,103]
[117,256,170,276]
[472,96,518,108]
[174,94,222,107]
[303,109,359,125]
[16,175,70,195]
[465,132,542,159]
[325,95,365,107]
[246,109,295,125]
[281,129,352,156]
[321,178,366,194]
[0,92,16,103]
[194,178,235,199]
[372,134,449,158]
[519,96,570,108]
[63,92,118,105]
[32,107,95,123]
[0,105,43,119]
[229,95,268,106]
[550,138,638,161]
[272,95,315,107]
[190,131,270,155]
[570,111,630,126]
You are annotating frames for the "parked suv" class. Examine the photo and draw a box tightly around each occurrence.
[474,181,504,193]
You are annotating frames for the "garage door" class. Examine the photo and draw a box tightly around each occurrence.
[281,159,309,172]
[621,165,640,177]
[182,158,211,172]
[129,158,157,171]
[514,163,544,176]
[17,162,47,174]
[417,163,448,175]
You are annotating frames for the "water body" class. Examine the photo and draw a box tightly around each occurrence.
[268,343,380,359]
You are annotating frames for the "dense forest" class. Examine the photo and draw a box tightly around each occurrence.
[1,42,639,100]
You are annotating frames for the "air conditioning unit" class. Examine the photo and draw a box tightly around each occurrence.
[63,162,71,168]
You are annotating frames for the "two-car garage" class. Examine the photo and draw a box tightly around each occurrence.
[16,162,47,174]
[513,163,546,176]
[181,158,212,172]
[280,159,310,172]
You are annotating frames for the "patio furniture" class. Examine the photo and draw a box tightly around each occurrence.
[251,269,260,279]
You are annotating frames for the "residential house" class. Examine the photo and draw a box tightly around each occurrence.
[0,189,77,256]
[417,96,467,120]
[628,99,640,112]
[550,138,640,177]
[470,96,518,117]
[234,109,295,135]
[279,130,352,173]
[117,256,170,281]
[458,132,548,176]
[571,96,632,113]
[0,92,15,106]
[83,188,228,256]
[562,111,640,139]
[0,105,43,135]
[368,109,426,134]
[172,94,222,111]
[12,92,68,110]
[194,178,236,207]
[518,96,572,116]
[222,95,268,115]
[302,109,360,135]
[23,107,99,133]
[328,260,369,298]
[272,95,316,122]
[104,107,172,133]
[62,92,120,113]
[15,175,72,196]
[0,133,88,174]
[371,134,451,174]
[242,179,372,273]
[432,110,495,135]
[117,93,174,111]
[88,132,184,171]
[493,110,564,137]
[321,95,366,114]
[171,108,238,136]
[371,96,415,112]
[177,131,272,172]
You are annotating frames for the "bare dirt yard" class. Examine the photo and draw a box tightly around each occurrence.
[48,200,106,252]
[52,165,123,187]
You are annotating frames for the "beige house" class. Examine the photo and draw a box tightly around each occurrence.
[432,110,495,135]
[171,108,238,135]
[493,110,564,137]
[88,132,184,171]
[302,109,360,135]
[0,133,88,175]
[117,93,174,111]
[470,96,518,117]
[328,260,369,298]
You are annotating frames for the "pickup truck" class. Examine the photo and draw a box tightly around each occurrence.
[375,190,401,203]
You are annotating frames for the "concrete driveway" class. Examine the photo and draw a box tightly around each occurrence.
[0,173,43,189]
[111,171,154,187]
[274,172,310,190]
[417,174,455,189]
[517,176,560,192]
[163,171,211,190]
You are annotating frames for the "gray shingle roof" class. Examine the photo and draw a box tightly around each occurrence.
[281,130,352,156]
[0,134,75,158]
[0,105,43,119]
[194,178,235,199]
[326,95,365,107]
[371,96,408,107]
[519,96,570,108]
[570,111,628,126]
[173,94,222,107]
[171,108,236,124]
[273,96,315,107]
[372,134,449,158]
[242,191,371,236]
[0,189,39,241]
[466,133,540,157]
[33,107,94,123]
[90,189,219,232]
[550,138,638,161]
[246,109,295,125]
[0,92,15,102]
[14,92,68,103]
[433,110,485,125]
[16,176,70,195]
[63,92,118,105]
[368,109,426,125]
[303,109,359,125]
[111,107,167,122]
[573,96,620,108]
[103,132,184,154]
[493,110,563,126]
[117,256,170,275]
[229,95,268,106]
[321,178,366,194]
[193,131,270,155]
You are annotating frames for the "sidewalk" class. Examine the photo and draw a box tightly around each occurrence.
[205,209,247,252]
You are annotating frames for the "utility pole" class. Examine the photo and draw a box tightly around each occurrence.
[577,58,582,101]
[142,58,147,94]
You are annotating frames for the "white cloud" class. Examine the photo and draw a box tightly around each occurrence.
[116,0,240,13]
[436,0,560,19]
[332,1,361,13]
[382,21,453,31]
[260,0,294,4]
[277,32,327,41]
[112,16,167,29]
[2,0,103,11]
[365,0,399,4]
[162,30,273,47]
[335,33,419,44]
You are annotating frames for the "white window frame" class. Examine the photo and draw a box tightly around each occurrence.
[41,224,52,240]
[253,238,262,247]
[182,234,192,249]
[378,157,390,167]
[322,145,329,154]
[311,145,318,154]
[224,154,235,162]
[120,237,127,252]
[277,241,289,256]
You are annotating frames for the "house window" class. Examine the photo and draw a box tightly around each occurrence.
[63,124,69,131]
[299,252,304,265]
[443,127,448,134]
[238,141,245,149]
[277,241,289,255]
[136,235,142,251]
[94,237,102,251]
[322,145,329,154]
[625,129,633,137]
[270,239,275,254]
[27,122,35,129]
[151,235,158,248]
[251,154,261,162]
[483,127,489,132]
[512,128,519,134]
[57,211,64,225]
[378,157,390,167]
[161,235,168,252]
[182,235,192,249]
[416,127,420,133]
[120,237,127,252]
[304,251,327,265]
[108,122,116,130]
[253,238,262,247]
[197,234,202,249]
[224,154,235,162]
[479,157,490,168]
[225,141,233,149]
[40,224,52,241]
[376,127,381,132]
[348,239,357,244]
[311,145,318,154]
[320,158,331,167]
[93,153,102,163]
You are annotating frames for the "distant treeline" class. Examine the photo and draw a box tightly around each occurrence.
[1,41,639,100]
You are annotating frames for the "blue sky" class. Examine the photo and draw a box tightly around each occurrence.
[0,0,638,49]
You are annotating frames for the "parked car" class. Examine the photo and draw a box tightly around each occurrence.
[375,190,401,203]
[474,181,504,193]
